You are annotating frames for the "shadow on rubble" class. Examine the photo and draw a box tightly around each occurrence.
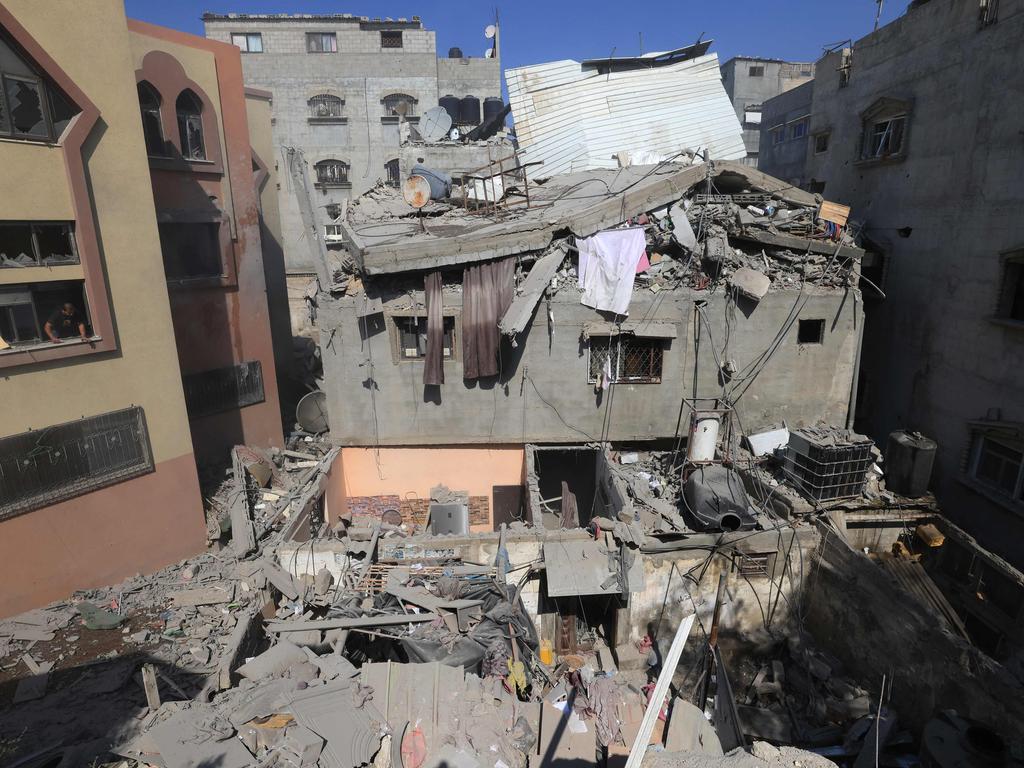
[0,645,211,768]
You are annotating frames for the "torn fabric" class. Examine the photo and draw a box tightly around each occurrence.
[578,228,646,315]
[462,257,514,379]
[423,271,444,386]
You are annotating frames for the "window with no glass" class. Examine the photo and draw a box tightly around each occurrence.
[384,158,401,187]
[0,222,77,268]
[0,407,153,521]
[0,280,89,348]
[862,115,906,160]
[381,31,403,49]
[970,434,1023,504]
[814,132,830,154]
[995,251,1024,323]
[392,315,456,360]
[588,336,664,384]
[315,159,350,186]
[182,361,265,419]
[748,65,765,77]
[137,81,167,156]
[176,89,206,160]
[231,33,263,53]
[307,33,337,53]
[158,222,222,281]
[0,31,78,142]
[797,319,825,344]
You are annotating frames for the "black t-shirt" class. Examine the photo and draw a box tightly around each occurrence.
[47,308,85,337]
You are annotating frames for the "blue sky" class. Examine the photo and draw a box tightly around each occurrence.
[124,0,906,71]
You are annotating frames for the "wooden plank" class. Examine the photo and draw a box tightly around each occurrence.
[916,523,945,548]
[819,200,850,227]
[141,664,161,710]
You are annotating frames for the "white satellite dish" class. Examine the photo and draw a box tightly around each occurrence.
[420,105,453,142]
[485,48,494,58]
[484,24,496,39]
[403,175,432,209]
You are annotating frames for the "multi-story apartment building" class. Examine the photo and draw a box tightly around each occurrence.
[757,0,1024,578]
[720,56,815,166]
[0,0,285,616]
[202,13,503,327]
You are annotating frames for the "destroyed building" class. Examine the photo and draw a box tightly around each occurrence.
[758,0,1024,588]
[0,1,283,617]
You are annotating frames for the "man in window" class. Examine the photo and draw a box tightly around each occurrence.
[44,302,87,343]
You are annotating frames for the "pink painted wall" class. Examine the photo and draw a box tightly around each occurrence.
[326,445,525,530]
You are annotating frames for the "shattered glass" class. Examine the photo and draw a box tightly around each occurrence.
[4,75,47,137]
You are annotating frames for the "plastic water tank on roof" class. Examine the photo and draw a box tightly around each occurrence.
[448,46,463,58]
[483,97,504,124]
[459,95,481,126]
[439,94,460,124]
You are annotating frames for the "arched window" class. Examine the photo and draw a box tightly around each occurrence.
[384,158,400,187]
[308,93,344,119]
[382,93,416,117]
[175,89,205,160]
[137,81,165,156]
[315,159,349,185]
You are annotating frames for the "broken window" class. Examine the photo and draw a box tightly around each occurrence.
[588,336,664,384]
[137,81,166,157]
[971,436,1024,502]
[306,32,337,53]
[175,89,206,160]
[996,252,1024,322]
[814,132,830,154]
[797,319,825,344]
[790,118,809,140]
[380,31,403,49]
[384,158,401,187]
[0,279,89,348]
[308,93,344,119]
[0,222,77,268]
[182,361,265,419]
[838,49,852,88]
[748,65,765,77]
[392,315,455,360]
[382,93,416,117]
[0,407,153,521]
[315,159,349,186]
[157,222,222,280]
[231,33,263,53]
[324,223,345,241]
[861,115,906,160]
[0,32,77,142]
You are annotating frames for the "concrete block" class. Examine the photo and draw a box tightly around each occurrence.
[731,267,771,301]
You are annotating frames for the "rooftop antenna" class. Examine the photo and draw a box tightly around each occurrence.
[639,31,643,55]
[874,0,884,30]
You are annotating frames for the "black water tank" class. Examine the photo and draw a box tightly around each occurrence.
[459,94,481,126]
[439,94,460,124]
[483,97,504,123]
[885,430,936,497]
[448,46,463,58]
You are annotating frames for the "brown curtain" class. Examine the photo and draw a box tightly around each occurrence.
[423,271,444,386]
[559,481,579,529]
[462,257,514,379]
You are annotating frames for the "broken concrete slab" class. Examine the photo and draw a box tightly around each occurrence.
[731,267,771,302]
[172,585,235,607]
[237,640,307,681]
[285,680,387,768]
[148,709,255,768]
[261,559,301,601]
[499,244,567,338]
[283,725,325,767]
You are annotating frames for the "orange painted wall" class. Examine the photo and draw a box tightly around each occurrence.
[327,445,525,530]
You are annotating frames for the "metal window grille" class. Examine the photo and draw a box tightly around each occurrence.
[588,336,663,384]
[182,361,265,419]
[782,434,873,502]
[382,93,416,116]
[737,552,774,578]
[380,31,403,49]
[0,407,154,521]
[308,94,343,118]
[315,160,349,185]
[384,158,401,187]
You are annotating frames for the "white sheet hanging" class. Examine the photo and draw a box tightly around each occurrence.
[577,228,646,316]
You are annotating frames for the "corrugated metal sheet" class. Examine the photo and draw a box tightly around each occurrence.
[507,53,746,178]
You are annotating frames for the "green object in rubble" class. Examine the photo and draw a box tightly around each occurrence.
[76,601,126,631]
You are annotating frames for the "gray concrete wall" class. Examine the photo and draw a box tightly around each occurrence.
[318,283,862,445]
[399,140,514,181]
[720,58,814,163]
[758,80,814,188]
[799,0,1024,569]
[204,18,502,274]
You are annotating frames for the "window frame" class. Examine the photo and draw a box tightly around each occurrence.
[137,80,167,157]
[381,93,418,118]
[2,72,53,141]
[306,32,338,53]
[587,335,665,385]
[969,433,1024,506]
[0,221,78,268]
[157,221,224,283]
[789,117,809,140]
[175,89,206,161]
[813,131,830,154]
[993,249,1024,326]
[308,93,346,122]
[770,125,786,145]
[380,30,404,49]
[0,279,92,350]
[748,65,765,77]
[797,318,825,345]
[389,312,458,363]
[384,158,401,187]
[231,33,263,53]
[314,159,351,188]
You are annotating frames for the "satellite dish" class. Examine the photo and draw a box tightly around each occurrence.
[296,391,329,433]
[403,175,432,209]
[484,24,496,39]
[419,105,452,142]
[485,48,494,58]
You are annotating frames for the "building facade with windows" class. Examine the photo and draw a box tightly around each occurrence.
[127,20,284,464]
[778,0,1024,570]
[719,56,815,166]
[757,80,814,190]
[201,14,503,288]
[0,0,207,617]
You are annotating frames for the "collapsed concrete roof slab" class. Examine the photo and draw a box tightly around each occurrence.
[499,243,567,337]
[344,160,832,277]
